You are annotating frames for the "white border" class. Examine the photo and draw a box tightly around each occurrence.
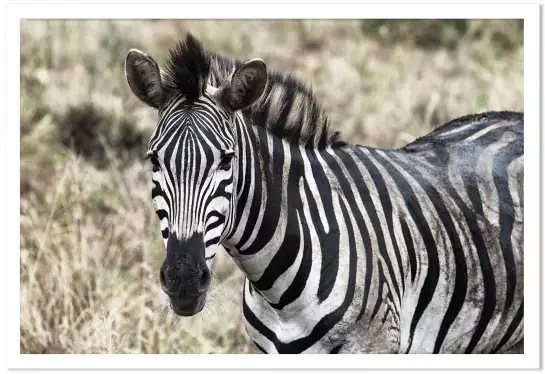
[6,1,540,370]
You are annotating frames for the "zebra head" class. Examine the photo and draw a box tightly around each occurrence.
[124,34,267,316]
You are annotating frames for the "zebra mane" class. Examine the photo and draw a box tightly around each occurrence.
[163,33,346,148]
[250,70,346,148]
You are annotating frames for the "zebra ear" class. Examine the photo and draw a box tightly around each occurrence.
[125,49,164,109]
[216,58,267,111]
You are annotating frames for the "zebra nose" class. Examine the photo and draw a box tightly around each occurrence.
[198,268,211,293]
[159,266,174,295]
[159,263,211,296]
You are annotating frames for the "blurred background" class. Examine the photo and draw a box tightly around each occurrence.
[20,19,523,354]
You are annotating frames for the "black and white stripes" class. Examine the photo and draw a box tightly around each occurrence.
[125,33,524,354]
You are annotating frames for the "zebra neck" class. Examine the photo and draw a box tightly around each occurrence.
[222,121,404,312]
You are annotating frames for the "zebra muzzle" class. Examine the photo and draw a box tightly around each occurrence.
[159,263,211,296]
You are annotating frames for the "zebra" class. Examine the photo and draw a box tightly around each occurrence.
[124,33,524,354]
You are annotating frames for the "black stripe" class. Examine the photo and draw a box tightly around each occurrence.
[311,150,342,302]
[269,176,313,310]
[229,122,255,239]
[239,129,284,254]
[382,151,471,353]
[327,148,380,316]
[332,150,374,321]
[399,217,417,283]
[253,137,304,291]
[455,144,497,353]
[355,149,403,301]
[459,125,521,353]
[151,179,164,199]
[381,304,392,326]
[461,211,496,354]
[266,146,311,307]
[205,213,224,232]
[254,342,267,353]
[242,196,358,353]
[491,301,523,353]
[492,139,522,313]
[330,344,343,354]
[370,263,385,322]
[378,151,469,354]
[204,238,220,247]
[153,111,183,149]
[360,150,439,353]
[365,151,405,292]
[156,209,168,221]
[162,126,185,220]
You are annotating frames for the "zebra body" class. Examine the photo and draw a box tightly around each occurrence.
[233,111,523,354]
[124,33,524,354]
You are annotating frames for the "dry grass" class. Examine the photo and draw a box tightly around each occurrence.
[20,19,523,354]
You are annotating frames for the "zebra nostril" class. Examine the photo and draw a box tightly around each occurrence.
[199,268,211,292]
[159,268,168,291]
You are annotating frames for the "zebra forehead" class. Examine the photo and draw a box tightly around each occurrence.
[147,115,233,156]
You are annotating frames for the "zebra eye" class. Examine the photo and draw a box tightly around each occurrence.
[150,156,161,172]
[218,151,234,171]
